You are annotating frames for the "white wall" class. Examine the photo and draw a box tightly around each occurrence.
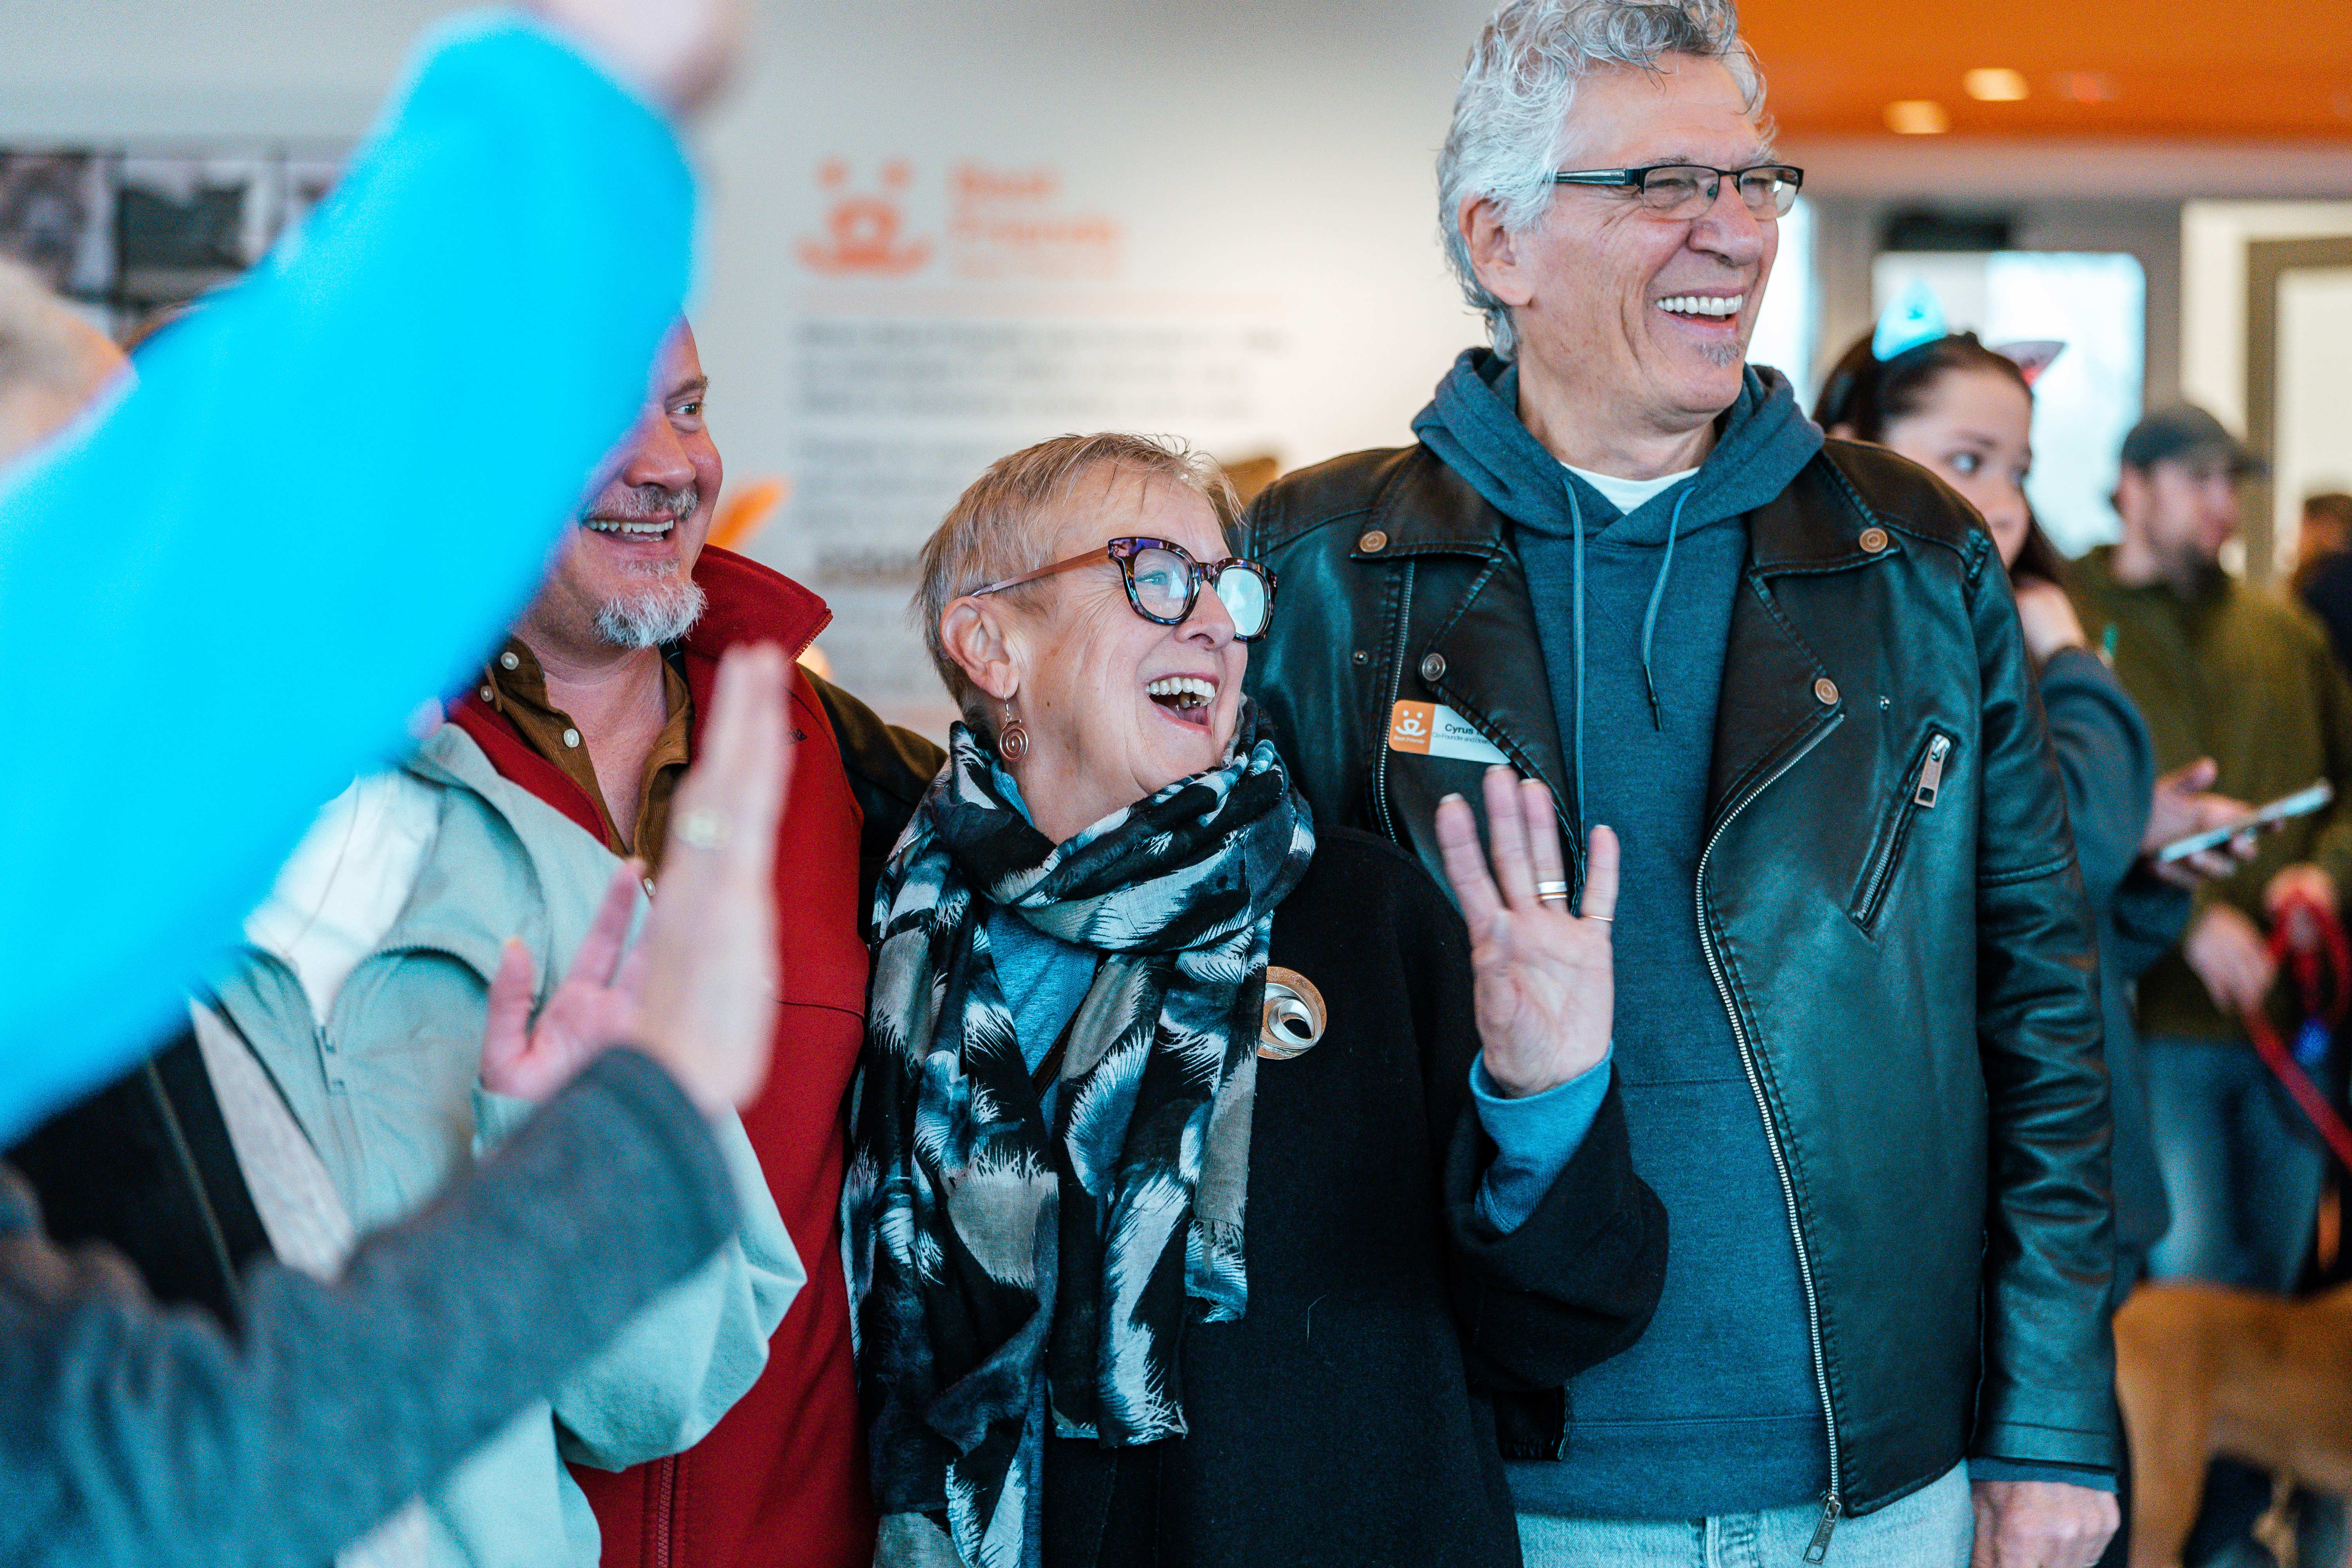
[9,0,1557,720]
[2277,266,2352,569]
[2181,200,2352,432]
[27,6,2343,712]
[2181,201,2352,572]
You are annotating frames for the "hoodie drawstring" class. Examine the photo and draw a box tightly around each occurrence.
[1563,475,1698,895]
[1638,485,1696,729]
[1568,483,1587,880]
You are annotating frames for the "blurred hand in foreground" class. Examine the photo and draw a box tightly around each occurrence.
[481,642,793,1116]
[482,860,648,1103]
[532,0,745,114]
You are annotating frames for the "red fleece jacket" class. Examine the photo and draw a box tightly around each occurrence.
[453,548,877,1568]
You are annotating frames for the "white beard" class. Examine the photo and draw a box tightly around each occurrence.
[595,569,707,649]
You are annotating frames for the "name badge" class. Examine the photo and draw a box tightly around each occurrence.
[1387,701,1511,764]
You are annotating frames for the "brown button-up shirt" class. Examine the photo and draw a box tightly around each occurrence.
[477,637,693,869]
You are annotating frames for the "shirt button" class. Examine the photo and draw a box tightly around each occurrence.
[563,728,581,748]
[1859,526,1889,553]
[500,650,521,670]
[1352,650,1370,666]
[1813,677,1840,706]
[1358,529,1389,554]
[478,686,494,702]
[1420,652,1447,682]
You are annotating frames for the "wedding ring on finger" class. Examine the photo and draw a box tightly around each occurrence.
[1534,879,1571,909]
[675,807,731,851]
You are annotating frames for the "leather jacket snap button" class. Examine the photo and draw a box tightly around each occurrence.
[1358,529,1389,553]
[1420,652,1447,682]
[1860,526,1889,553]
[1813,677,1840,706]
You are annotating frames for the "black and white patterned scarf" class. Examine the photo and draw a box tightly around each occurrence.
[847,711,1314,1568]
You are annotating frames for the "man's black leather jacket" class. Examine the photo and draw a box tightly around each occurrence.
[1242,438,2116,1520]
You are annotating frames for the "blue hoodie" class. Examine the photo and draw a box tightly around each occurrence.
[1413,349,1833,1519]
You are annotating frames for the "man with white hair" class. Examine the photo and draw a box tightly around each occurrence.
[1246,2,2119,1564]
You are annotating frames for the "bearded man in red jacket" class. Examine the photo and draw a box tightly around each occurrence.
[450,320,939,1568]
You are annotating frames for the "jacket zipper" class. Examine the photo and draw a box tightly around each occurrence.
[1853,732,1950,929]
[1694,711,1846,1561]
[1372,559,1419,842]
[652,1454,676,1568]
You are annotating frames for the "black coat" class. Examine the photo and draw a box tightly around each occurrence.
[1045,827,1665,1568]
[1244,441,2117,1514]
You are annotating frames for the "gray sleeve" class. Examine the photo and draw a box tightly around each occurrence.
[0,1048,735,1568]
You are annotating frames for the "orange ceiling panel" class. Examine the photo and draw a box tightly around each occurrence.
[1741,0,2352,138]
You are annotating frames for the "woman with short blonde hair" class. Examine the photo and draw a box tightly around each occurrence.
[849,432,1666,1566]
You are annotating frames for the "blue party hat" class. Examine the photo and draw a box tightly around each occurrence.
[1872,279,1949,362]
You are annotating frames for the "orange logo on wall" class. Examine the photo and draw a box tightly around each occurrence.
[797,159,932,277]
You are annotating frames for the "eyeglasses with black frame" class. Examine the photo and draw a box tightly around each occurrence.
[1549,163,1804,221]
[966,537,1278,641]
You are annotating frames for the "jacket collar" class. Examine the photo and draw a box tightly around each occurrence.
[1351,447,1517,561]
[1368,443,1887,573]
[451,546,836,833]
[682,545,833,664]
[1392,446,1882,830]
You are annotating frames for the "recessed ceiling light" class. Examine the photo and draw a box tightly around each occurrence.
[1886,100,1952,135]
[1964,68,2029,102]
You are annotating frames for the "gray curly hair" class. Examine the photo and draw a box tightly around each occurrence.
[1437,0,1769,359]
[915,432,1240,738]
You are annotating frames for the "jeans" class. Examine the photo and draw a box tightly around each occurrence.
[1516,1462,1972,1568]
[2142,1038,2327,1292]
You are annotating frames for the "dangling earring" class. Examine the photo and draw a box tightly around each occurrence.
[998,697,1030,762]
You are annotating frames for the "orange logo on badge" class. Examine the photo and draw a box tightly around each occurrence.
[1388,701,1436,753]
[1387,700,1512,764]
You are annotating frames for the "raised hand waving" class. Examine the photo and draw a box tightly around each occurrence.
[1432,766,1617,1098]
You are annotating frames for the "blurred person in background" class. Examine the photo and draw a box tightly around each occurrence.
[1817,327,2254,1298]
[2290,492,2352,676]
[2067,412,2352,1568]
[0,0,724,1139]
[192,496,803,1566]
[455,319,941,1568]
[0,1,916,1562]
[1816,323,2258,1568]
[5,637,799,1568]
[2066,408,2352,1297]
[1244,1,2122,1563]
[0,260,121,457]
[852,433,1664,1567]
[17,326,809,1568]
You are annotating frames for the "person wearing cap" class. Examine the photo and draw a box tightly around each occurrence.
[2066,405,2352,1566]
[2067,403,2352,1301]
